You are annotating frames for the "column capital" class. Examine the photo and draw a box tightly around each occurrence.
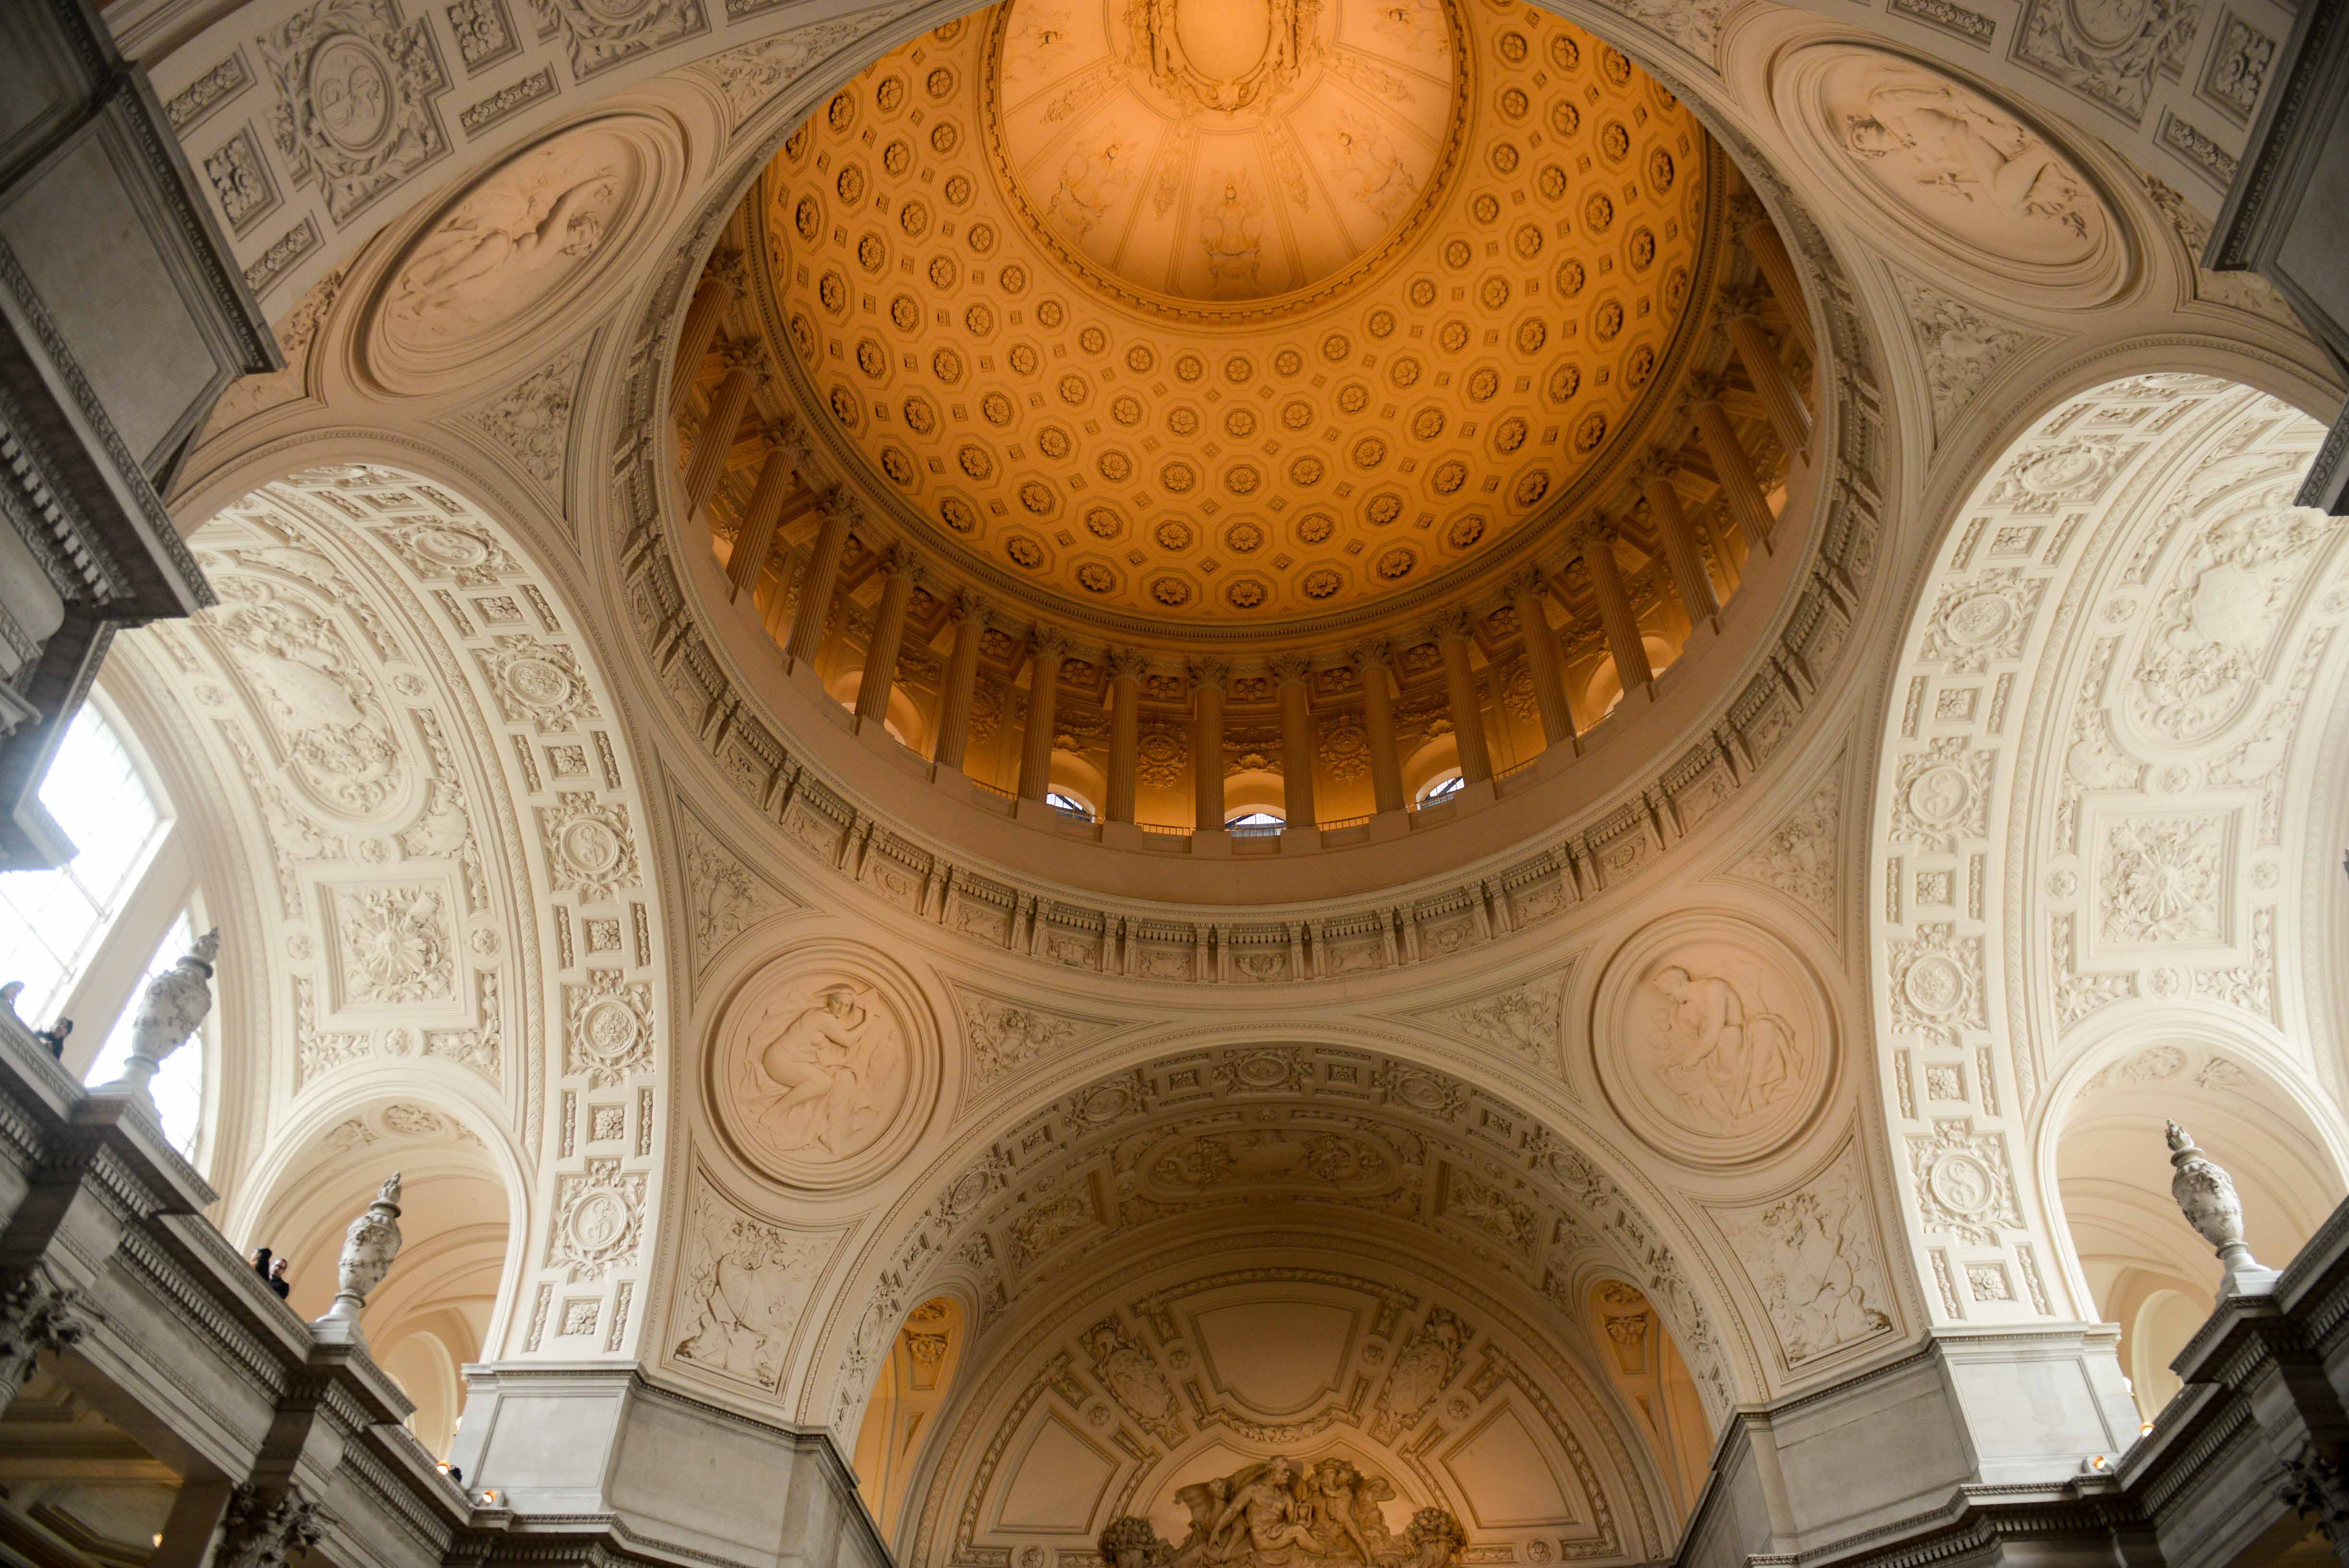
[1428,606,1477,644]
[1188,657,1232,693]
[1683,370,1731,409]
[814,485,860,524]
[1629,446,1683,488]
[1348,637,1393,672]
[1714,282,1768,325]
[717,334,770,379]
[1502,565,1552,603]
[880,542,924,581]
[1727,190,1770,234]
[1268,652,1314,687]
[1029,625,1069,661]
[949,590,994,628]
[1105,647,1151,683]
[705,242,748,297]
[1567,515,1620,559]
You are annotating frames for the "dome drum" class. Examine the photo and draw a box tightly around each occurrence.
[662,0,1827,901]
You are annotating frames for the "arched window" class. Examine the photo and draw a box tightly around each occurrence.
[1417,771,1466,806]
[1226,809,1285,835]
[0,700,205,1160]
[1046,789,1094,820]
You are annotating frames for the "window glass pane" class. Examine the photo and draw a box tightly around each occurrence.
[0,705,170,1026]
[85,913,204,1157]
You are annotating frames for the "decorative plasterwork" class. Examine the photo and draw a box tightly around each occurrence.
[807,1042,1744,1455]
[904,1249,1669,1568]
[1706,1137,1898,1373]
[140,465,672,1362]
[616,109,1885,980]
[1868,374,2346,1329]
[759,1,1711,626]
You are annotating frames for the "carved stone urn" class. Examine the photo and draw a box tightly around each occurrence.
[318,1173,404,1332]
[2166,1121,2274,1295]
[94,928,220,1105]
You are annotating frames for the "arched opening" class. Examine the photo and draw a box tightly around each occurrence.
[2053,1044,2337,1424]
[853,1295,967,1544]
[1584,1280,1712,1517]
[248,1096,517,1458]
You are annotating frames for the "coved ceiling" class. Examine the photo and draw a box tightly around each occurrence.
[754,0,1712,629]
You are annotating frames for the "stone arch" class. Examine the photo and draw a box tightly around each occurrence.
[119,457,676,1378]
[760,1038,1763,1470]
[1865,371,2349,1336]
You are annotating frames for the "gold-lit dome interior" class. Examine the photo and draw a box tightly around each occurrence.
[759,0,1709,627]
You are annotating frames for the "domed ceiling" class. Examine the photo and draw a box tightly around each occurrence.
[756,0,1713,631]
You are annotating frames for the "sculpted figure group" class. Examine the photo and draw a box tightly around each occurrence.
[1100,1457,1466,1568]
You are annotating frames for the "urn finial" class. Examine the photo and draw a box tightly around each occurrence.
[314,1170,404,1340]
[2167,1121,2276,1297]
[94,929,220,1105]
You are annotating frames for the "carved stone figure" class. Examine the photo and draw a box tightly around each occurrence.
[671,1188,827,1390]
[1822,56,2101,265]
[1102,1455,1465,1568]
[1130,0,1315,110]
[1646,964,1803,1128]
[734,981,906,1161]
[1198,175,1267,295]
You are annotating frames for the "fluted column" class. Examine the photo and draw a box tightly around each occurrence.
[1690,374,1778,557]
[1430,610,1493,785]
[1349,641,1406,815]
[784,488,856,666]
[682,338,765,523]
[1573,518,1652,699]
[1269,654,1317,828]
[1016,628,1067,801]
[854,546,922,726]
[1505,569,1574,749]
[931,593,990,772]
[670,244,745,406]
[1634,450,1720,627]
[725,419,813,602]
[1190,659,1230,830]
[1719,285,1811,458]
[1105,648,1147,824]
[1731,193,1814,361]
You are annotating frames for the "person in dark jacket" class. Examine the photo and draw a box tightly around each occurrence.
[267,1258,290,1299]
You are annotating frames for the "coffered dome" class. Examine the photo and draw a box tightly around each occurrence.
[753,0,1712,632]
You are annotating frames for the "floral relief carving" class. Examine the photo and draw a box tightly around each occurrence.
[372,518,521,587]
[563,967,653,1086]
[463,345,585,484]
[2052,911,2136,1028]
[547,1156,645,1280]
[1409,969,1569,1064]
[1082,1314,1184,1445]
[1919,569,2048,672]
[2130,498,2337,743]
[699,6,927,122]
[2194,904,2277,1020]
[330,882,458,1005]
[1727,775,1840,927]
[2014,0,2201,123]
[1906,1118,2022,1245]
[954,984,1125,1087]
[529,0,706,80]
[476,634,600,733]
[1889,737,1994,853]
[1894,272,2039,432]
[294,974,369,1084]
[670,1178,832,1390]
[1720,1150,1894,1366]
[1886,922,1986,1043]
[1370,1307,1470,1440]
[212,580,408,818]
[678,807,793,964]
[1985,435,2133,513]
[258,0,452,226]
[2097,813,2227,944]
[1009,1185,1099,1271]
[538,792,641,902]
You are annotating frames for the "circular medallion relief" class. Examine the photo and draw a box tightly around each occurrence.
[1590,915,1833,1167]
[1775,46,2121,301]
[709,949,938,1191]
[365,116,679,392]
